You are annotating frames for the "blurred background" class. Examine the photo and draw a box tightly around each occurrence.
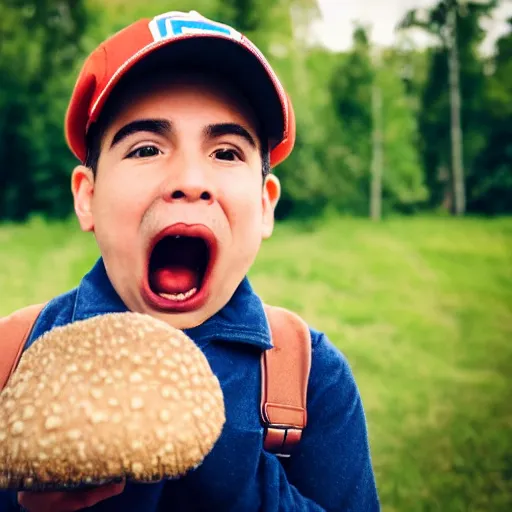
[1,0,511,510]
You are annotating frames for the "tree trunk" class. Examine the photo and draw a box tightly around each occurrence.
[370,82,383,221]
[447,5,466,216]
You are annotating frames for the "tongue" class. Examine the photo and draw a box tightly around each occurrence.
[149,236,207,296]
[150,266,199,295]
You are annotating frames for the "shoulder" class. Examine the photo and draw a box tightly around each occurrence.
[307,326,365,419]
[32,289,78,339]
[4,288,80,350]
[308,326,354,379]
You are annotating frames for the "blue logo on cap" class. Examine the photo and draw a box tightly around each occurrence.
[149,11,242,42]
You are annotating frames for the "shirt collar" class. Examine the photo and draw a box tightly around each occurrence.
[72,258,272,350]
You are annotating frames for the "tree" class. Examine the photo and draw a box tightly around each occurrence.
[470,16,512,214]
[376,49,429,213]
[397,0,498,215]
[370,54,384,222]
[0,0,91,221]
[328,27,375,215]
[328,27,427,217]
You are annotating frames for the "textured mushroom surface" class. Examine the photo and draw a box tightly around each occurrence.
[0,312,225,491]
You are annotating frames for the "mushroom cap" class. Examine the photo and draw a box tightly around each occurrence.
[0,312,225,491]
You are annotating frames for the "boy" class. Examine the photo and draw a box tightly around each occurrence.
[1,10,380,512]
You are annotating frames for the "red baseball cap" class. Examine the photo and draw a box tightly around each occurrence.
[65,10,295,168]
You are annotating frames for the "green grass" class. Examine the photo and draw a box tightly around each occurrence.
[2,215,512,511]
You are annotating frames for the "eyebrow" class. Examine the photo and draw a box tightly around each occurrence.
[110,119,171,149]
[204,123,257,149]
[109,119,258,151]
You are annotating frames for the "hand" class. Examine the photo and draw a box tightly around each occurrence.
[18,480,126,512]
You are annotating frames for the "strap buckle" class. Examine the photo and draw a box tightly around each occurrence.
[263,425,303,458]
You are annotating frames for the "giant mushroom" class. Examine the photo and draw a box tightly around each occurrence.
[0,312,225,491]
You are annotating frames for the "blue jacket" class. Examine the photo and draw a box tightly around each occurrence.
[1,259,380,511]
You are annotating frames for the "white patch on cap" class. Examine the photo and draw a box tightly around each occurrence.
[148,11,242,43]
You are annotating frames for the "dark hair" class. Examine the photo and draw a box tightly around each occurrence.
[84,123,103,173]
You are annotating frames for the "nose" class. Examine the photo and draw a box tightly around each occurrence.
[163,157,214,205]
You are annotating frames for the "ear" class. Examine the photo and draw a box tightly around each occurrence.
[261,174,281,240]
[71,165,95,232]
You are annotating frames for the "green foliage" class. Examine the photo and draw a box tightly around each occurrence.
[273,45,342,218]
[470,17,512,214]
[0,0,510,221]
[420,4,491,210]
[326,29,428,216]
[0,0,91,221]
[398,0,510,215]
[376,51,429,212]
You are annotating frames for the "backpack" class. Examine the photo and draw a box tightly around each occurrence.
[0,303,311,458]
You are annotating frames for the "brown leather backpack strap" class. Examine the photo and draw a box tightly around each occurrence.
[261,305,312,457]
[0,303,46,390]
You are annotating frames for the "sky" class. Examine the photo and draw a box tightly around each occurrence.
[312,0,512,54]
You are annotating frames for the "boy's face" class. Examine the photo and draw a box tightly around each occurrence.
[71,72,280,329]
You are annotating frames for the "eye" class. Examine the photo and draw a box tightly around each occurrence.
[126,145,161,159]
[212,148,241,162]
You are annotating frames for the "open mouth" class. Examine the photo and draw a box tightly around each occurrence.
[144,224,216,312]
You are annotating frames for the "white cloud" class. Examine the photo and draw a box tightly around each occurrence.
[312,0,512,54]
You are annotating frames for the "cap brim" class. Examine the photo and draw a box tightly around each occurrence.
[91,36,287,150]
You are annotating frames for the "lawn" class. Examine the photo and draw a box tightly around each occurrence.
[1,215,511,511]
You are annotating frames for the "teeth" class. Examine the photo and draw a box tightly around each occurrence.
[159,288,197,302]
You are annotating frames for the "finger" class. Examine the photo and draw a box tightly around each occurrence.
[18,480,126,512]
[69,480,126,509]
[18,490,66,512]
